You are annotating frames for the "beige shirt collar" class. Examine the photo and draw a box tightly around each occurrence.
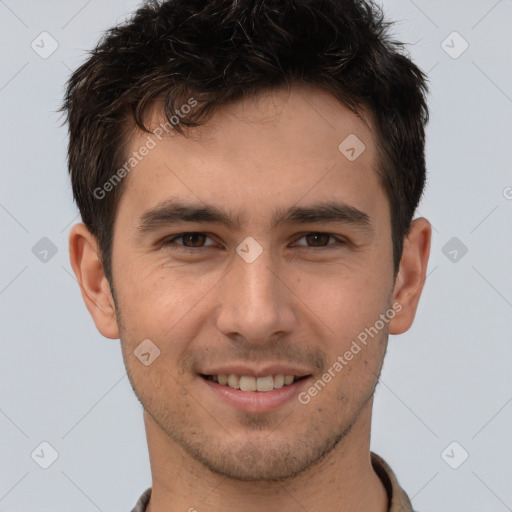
[131,452,414,512]
[371,451,414,511]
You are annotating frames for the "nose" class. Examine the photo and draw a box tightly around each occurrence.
[215,246,298,345]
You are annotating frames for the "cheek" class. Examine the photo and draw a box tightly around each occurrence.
[293,265,392,399]
[294,262,392,342]
[114,258,224,346]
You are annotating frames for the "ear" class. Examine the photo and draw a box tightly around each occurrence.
[68,223,120,339]
[388,217,431,335]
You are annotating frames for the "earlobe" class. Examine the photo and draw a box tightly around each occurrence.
[389,217,431,335]
[69,223,120,339]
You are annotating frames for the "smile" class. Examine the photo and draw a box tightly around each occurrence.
[202,374,306,392]
[200,373,312,413]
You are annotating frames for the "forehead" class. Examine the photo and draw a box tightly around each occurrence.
[116,84,386,226]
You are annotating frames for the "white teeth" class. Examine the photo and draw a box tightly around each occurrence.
[239,376,257,391]
[208,373,298,391]
[273,374,285,389]
[256,375,274,392]
[227,374,240,389]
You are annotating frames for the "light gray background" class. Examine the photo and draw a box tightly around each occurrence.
[1,0,511,510]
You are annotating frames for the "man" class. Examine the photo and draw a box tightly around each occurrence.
[62,0,431,510]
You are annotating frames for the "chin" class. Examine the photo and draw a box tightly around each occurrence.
[187,428,347,483]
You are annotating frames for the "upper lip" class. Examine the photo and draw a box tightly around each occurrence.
[199,364,312,379]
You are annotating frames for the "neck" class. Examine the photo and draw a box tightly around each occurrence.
[144,400,388,512]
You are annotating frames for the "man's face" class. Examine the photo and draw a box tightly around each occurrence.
[111,85,396,481]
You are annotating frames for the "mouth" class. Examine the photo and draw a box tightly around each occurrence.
[199,371,312,413]
[200,373,310,392]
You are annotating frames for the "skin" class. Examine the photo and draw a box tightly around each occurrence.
[69,83,431,512]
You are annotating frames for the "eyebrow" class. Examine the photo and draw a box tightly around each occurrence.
[136,198,373,234]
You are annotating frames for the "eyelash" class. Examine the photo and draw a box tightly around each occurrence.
[160,232,347,252]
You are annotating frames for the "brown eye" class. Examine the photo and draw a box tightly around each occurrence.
[162,232,215,249]
[181,233,207,247]
[304,233,331,247]
[293,232,344,248]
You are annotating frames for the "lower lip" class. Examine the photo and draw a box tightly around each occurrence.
[201,377,310,413]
